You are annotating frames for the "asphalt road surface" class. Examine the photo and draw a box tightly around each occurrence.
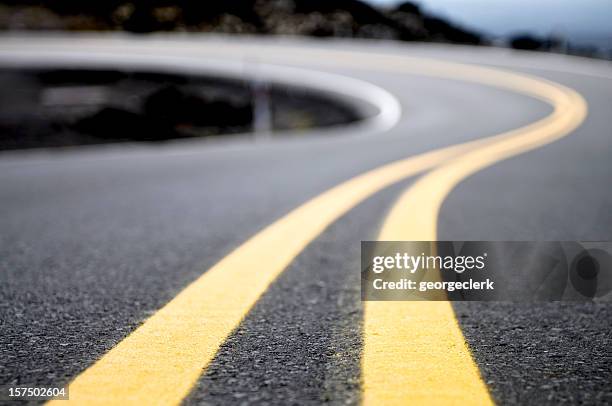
[0,35,611,405]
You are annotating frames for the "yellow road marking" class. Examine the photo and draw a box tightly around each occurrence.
[47,51,587,406]
[362,67,587,404]
[49,145,470,406]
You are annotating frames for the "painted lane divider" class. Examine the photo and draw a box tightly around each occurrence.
[46,52,586,405]
[48,144,471,406]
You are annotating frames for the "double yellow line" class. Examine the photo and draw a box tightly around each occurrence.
[49,53,587,405]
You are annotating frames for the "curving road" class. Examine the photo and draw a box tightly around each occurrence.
[0,35,611,405]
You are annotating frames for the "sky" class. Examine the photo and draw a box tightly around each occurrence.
[366,0,612,50]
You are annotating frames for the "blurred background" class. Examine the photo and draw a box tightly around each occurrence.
[0,0,610,150]
[0,0,610,58]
